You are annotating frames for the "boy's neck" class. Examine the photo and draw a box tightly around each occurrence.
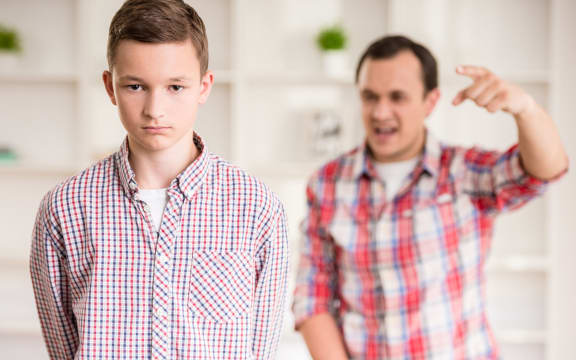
[127,132,199,190]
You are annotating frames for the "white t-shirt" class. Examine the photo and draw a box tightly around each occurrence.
[374,157,420,202]
[139,188,169,232]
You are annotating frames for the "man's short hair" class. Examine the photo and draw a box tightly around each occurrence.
[355,35,438,94]
[107,0,209,74]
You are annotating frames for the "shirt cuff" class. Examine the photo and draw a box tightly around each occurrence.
[509,144,568,187]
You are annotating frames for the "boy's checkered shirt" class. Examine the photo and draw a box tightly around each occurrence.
[30,134,289,360]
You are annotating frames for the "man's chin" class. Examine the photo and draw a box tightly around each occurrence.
[369,141,418,163]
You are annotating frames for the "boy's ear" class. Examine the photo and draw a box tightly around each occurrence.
[102,70,117,106]
[198,70,214,105]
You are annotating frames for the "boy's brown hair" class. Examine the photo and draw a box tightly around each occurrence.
[107,0,209,74]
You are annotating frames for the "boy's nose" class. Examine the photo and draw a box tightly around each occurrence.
[143,91,166,120]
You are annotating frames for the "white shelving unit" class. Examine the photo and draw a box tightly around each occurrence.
[1,0,573,359]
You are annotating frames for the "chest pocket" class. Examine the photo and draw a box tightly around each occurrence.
[188,251,254,322]
[406,188,480,286]
[328,203,371,251]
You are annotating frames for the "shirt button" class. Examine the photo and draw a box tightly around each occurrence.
[158,254,169,263]
[155,307,166,318]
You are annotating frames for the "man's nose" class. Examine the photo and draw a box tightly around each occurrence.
[372,99,393,120]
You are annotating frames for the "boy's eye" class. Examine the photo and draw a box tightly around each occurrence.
[127,84,142,91]
[170,85,184,92]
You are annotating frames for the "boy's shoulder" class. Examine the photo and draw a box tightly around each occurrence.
[40,153,118,214]
[207,152,283,212]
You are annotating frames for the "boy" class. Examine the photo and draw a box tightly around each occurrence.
[30,1,288,359]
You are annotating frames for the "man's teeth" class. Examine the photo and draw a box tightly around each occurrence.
[375,127,396,134]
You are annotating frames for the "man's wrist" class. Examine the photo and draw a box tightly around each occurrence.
[513,95,539,122]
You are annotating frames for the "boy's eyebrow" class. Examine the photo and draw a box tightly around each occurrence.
[118,75,192,82]
[118,75,144,82]
[168,77,192,82]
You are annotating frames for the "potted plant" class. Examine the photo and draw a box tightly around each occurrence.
[0,24,22,72]
[316,25,348,78]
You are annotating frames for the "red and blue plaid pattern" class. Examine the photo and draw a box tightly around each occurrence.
[30,134,289,359]
[293,131,553,359]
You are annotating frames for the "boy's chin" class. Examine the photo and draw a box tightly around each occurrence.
[128,135,173,153]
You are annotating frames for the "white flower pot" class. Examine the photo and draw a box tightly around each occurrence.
[321,50,349,78]
[0,52,21,74]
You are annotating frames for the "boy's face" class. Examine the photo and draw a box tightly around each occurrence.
[103,39,213,154]
[357,52,439,163]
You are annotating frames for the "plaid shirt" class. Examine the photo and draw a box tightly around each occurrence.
[30,134,289,360]
[293,131,554,360]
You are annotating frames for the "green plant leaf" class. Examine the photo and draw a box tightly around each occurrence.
[316,25,347,51]
[0,24,22,52]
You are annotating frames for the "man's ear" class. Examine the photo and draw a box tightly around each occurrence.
[102,70,117,106]
[198,70,214,105]
[424,88,441,117]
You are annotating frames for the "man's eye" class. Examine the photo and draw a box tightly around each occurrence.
[391,93,405,102]
[127,84,142,91]
[171,85,184,92]
[362,94,378,102]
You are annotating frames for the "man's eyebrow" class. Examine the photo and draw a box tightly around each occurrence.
[361,88,379,96]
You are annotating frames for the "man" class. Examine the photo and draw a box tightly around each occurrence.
[30,1,288,359]
[292,35,568,359]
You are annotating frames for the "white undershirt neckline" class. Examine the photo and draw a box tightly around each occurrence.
[138,188,169,232]
[373,157,420,201]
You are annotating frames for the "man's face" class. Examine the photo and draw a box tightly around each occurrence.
[103,39,213,154]
[357,51,439,163]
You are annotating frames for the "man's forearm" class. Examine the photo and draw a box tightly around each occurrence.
[515,101,569,180]
[299,312,348,360]
[452,65,569,179]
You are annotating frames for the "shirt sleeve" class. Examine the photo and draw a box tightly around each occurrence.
[251,199,289,359]
[29,193,78,359]
[291,178,339,329]
[461,144,566,215]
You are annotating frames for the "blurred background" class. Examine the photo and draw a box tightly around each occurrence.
[1,0,575,359]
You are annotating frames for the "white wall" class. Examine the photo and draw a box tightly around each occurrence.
[548,0,576,358]
[0,0,574,359]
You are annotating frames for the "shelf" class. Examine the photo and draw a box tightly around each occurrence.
[495,329,547,345]
[0,164,78,177]
[212,69,236,85]
[442,69,550,86]
[0,322,41,336]
[243,69,549,88]
[0,257,28,269]
[244,71,354,86]
[0,73,78,84]
[244,161,326,179]
[486,256,548,273]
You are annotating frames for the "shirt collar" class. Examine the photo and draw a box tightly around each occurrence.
[116,132,212,200]
[352,128,442,180]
